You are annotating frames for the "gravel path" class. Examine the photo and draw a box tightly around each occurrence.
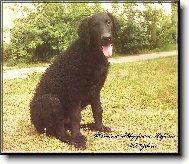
[3,67,48,79]
[109,50,177,63]
[3,50,177,80]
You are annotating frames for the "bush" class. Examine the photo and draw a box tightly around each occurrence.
[8,3,105,65]
[3,43,12,62]
[115,3,177,55]
[115,19,150,54]
[6,3,177,65]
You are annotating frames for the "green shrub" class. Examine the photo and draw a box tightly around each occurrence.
[7,3,177,65]
[115,3,177,55]
[3,43,12,62]
[8,3,105,65]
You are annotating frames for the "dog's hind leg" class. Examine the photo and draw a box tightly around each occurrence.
[30,94,70,141]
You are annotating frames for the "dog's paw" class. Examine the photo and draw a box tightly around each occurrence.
[69,134,87,149]
[81,123,111,133]
[96,124,111,133]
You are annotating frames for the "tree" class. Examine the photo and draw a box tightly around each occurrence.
[8,3,104,65]
[6,2,177,65]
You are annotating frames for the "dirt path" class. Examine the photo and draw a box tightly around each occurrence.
[3,67,48,80]
[109,50,177,63]
[3,50,177,80]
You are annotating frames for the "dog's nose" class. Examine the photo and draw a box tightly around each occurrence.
[101,36,111,41]
[101,35,112,45]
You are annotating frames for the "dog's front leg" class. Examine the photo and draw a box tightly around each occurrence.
[91,93,111,132]
[69,101,87,148]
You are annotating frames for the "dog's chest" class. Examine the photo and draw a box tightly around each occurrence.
[93,66,108,81]
[85,65,108,89]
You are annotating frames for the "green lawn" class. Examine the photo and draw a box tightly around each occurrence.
[2,56,177,153]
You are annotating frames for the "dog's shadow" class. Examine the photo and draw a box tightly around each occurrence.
[80,123,99,131]
[64,123,98,131]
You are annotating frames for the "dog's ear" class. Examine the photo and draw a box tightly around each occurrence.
[107,12,119,37]
[78,17,90,46]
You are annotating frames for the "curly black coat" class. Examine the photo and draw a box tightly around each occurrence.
[30,12,119,148]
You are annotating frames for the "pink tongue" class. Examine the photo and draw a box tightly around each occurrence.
[102,44,113,57]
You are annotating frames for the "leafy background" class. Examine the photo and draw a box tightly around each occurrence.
[3,2,177,65]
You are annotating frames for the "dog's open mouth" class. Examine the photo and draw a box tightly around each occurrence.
[100,36,113,58]
[101,44,113,58]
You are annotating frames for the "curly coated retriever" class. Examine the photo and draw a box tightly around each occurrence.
[30,12,119,148]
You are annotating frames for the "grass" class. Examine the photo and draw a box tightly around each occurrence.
[151,43,177,53]
[2,56,177,153]
[115,44,177,57]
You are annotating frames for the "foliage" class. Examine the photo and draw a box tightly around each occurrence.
[115,3,177,54]
[6,2,177,65]
[8,3,105,65]
[3,43,12,62]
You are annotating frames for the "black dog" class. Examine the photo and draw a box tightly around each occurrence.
[30,12,119,148]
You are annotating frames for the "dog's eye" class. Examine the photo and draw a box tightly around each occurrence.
[107,20,111,26]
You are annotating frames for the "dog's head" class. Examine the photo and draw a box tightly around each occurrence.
[78,12,119,58]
